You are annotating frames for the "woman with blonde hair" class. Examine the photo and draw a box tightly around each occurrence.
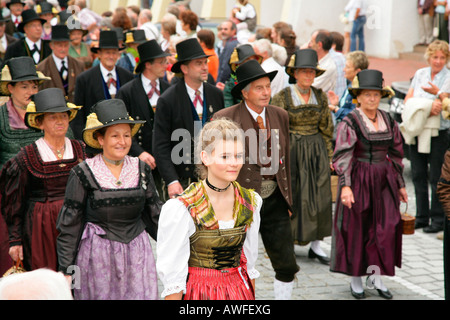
[403,39,450,233]
[157,118,262,300]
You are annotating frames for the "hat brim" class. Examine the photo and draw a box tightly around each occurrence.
[25,105,81,130]
[91,45,126,53]
[285,66,326,78]
[68,28,89,37]
[231,70,278,100]
[82,119,145,150]
[18,18,46,33]
[0,73,51,95]
[171,54,212,74]
[348,86,395,99]
[134,52,172,74]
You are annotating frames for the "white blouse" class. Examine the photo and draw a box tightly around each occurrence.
[156,193,262,299]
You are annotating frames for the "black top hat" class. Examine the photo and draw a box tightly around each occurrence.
[124,29,147,45]
[82,99,146,149]
[231,59,278,100]
[6,0,24,9]
[135,39,171,74]
[36,1,58,15]
[91,30,126,53]
[18,9,46,33]
[51,24,70,41]
[348,69,394,99]
[171,38,211,74]
[285,49,326,78]
[0,56,50,95]
[229,44,262,72]
[25,88,81,130]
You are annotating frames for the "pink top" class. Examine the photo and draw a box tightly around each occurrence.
[86,154,140,189]
[7,99,28,130]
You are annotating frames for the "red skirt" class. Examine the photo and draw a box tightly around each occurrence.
[184,265,255,300]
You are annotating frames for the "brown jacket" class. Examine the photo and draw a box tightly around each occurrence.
[213,101,293,210]
[437,150,450,220]
[36,55,85,103]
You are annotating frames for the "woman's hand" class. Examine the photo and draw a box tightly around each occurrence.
[340,186,355,209]
[430,99,443,116]
[327,90,339,106]
[9,245,23,262]
[398,187,408,203]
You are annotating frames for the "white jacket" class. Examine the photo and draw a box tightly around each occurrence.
[400,97,440,154]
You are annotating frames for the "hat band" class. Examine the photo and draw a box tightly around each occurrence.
[102,116,133,125]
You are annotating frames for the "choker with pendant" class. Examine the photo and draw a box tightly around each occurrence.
[102,155,124,166]
[205,178,231,192]
[367,113,377,123]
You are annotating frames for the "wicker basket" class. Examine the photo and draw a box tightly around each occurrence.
[330,175,338,203]
[401,203,415,235]
[2,259,26,277]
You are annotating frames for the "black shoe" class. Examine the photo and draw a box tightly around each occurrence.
[415,221,428,229]
[308,248,330,265]
[423,225,443,233]
[376,289,393,299]
[350,284,365,299]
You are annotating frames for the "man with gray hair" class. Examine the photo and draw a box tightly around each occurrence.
[138,8,161,43]
[252,38,287,97]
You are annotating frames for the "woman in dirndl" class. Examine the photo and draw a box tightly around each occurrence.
[331,69,408,299]
[272,48,334,265]
[56,99,162,300]
[0,57,52,276]
[0,88,84,273]
[156,118,261,300]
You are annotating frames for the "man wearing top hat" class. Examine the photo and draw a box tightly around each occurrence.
[0,11,18,61]
[116,39,171,200]
[71,30,134,149]
[5,0,24,38]
[4,9,52,64]
[37,25,84,103]
[213,59,300,300]
[153,38,224,200]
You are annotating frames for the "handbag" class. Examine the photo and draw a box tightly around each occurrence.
[401,202,415,235]
[2,259,26,277]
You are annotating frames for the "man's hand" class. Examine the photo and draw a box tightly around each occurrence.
[168,182,184,199]
[139,152,156,170]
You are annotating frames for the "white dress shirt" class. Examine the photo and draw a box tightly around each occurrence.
[99,63,117,96]
[25,37,41,64]
[185,83,204,118]
[245,102,266,128]
[52,54,69,79]
[141,74,160,107]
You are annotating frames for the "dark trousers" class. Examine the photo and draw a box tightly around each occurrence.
[409,130,449,227]
[259,187,300,283]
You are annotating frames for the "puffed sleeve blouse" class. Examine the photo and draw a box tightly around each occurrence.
[156,194,262,298]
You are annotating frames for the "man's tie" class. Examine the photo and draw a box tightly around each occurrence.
[30,44,39,63]
[60,60,68,81]
[107,73,116,89]
[147,80,160,99]
[256,115,265,130]
[14,18,19,28]
[193,90,203,107]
